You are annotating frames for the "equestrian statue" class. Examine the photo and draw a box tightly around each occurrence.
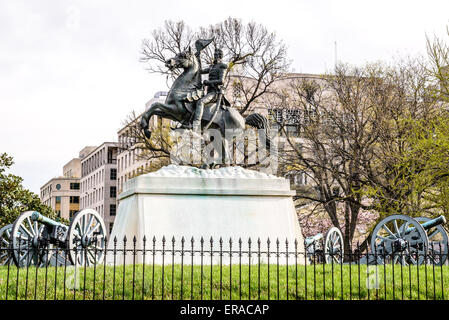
[139,38,271,163]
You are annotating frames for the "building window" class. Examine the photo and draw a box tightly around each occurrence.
[110,186,116,198]
[55,196,61,203]
[110,168,117,180]
[70,196,80,204]
[56,210,61,218]
[56,183,61,190]
[108,149,116,164]
[110,204,116,216]
[70,182,80,190]
[109,222,114,234]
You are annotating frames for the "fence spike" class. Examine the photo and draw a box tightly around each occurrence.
[172,236,176,243]
[143,235,146,242]
[133,236,137,243]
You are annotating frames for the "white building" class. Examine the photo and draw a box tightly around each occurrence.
[80,142,118,236]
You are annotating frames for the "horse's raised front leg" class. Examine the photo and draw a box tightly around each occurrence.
[140,102,167,139]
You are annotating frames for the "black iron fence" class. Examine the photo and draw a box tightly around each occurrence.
[1,236,448,300]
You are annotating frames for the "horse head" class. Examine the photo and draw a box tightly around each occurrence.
[165,46,196,71]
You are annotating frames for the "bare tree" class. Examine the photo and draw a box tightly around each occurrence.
[140,17,290,114]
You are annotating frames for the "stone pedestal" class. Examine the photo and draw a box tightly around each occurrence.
[107,165,305,264]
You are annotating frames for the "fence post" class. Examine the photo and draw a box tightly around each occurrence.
[285,238,289,301]
[191,236,194,301]
[122,236,127,300]
[219,237,223,300]
[200,236,204,300]
[229,237,233,300]
[132,236,137,300]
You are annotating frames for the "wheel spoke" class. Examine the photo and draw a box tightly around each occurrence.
[85,215,94,234]
[34,220,40,235]
[382,225,396,238]
[19,224,33,238]
[82,215,87,234]
[87,221,101,236]
[428,230,439,240]
[75,222,83,237]
[376,235,393,242]
[19,250,31,263]
[38,224,45,236]
[393,220,400,236]
[87,249,96,262]
[25,217,35,236]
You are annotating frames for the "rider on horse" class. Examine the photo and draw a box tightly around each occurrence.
[192,48,230,133]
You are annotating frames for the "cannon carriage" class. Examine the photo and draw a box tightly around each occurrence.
[0,209,106,267]
[303,214,448,266]
[305,227,344,264]
[361,214,448,265]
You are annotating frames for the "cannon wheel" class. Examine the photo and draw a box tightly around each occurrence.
[416,217,449,266]
[10,211,53,267]
[371,215,428,265]
[0,224,13,265]
[324,227,344,264]
[67,209,106,266]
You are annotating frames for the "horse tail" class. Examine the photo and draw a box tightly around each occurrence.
[245,113,273,153]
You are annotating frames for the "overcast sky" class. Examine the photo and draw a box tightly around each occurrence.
[1,0,448,194]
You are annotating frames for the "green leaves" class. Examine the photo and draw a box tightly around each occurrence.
[0,152,55,226]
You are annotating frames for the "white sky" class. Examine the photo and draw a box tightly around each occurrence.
[0,0,448,194]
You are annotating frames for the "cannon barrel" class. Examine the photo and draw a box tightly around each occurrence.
[404,215,446,236]
[31,211,66,229]
[305,233,323,245]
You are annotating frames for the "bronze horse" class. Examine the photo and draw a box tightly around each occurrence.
[139,42,271,161]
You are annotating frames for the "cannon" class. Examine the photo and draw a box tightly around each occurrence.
[369,214,448,265]
[415,216,449,265]
[8,209,106,267]
[305,227,344,264]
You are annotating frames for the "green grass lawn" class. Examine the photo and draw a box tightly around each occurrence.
[0,263,448,300]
